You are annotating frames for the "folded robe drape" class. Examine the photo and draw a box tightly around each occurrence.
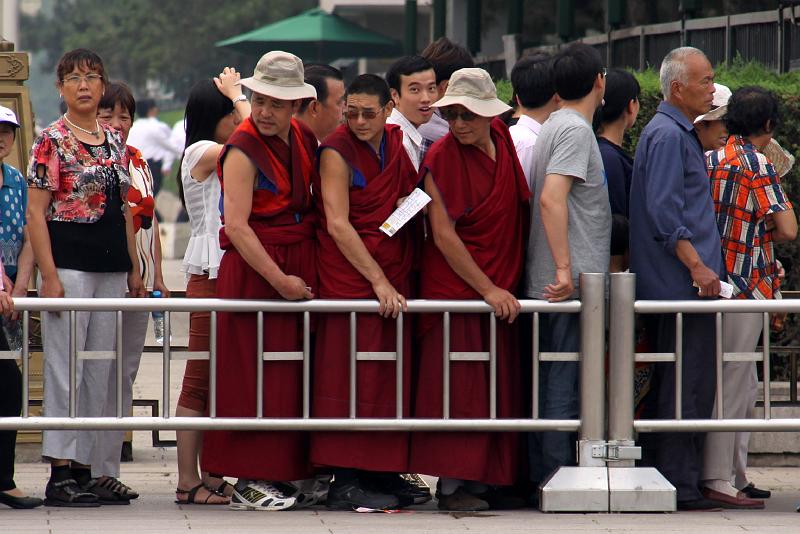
[201,118,318,481]
[409,119,530,485]
[310,123,418,473]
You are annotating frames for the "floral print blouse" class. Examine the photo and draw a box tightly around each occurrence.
[27,118,130,223]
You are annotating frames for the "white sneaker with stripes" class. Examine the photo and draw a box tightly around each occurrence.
[229,480,296,511]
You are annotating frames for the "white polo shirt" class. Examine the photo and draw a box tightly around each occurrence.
[509,114,543,192]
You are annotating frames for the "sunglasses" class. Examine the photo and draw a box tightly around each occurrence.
[345,106,384,120]
[440,107,479,122]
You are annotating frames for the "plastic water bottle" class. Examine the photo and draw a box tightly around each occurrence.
[152,290,166,345]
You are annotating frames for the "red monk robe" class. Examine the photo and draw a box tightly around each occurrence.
[201,117,318,482]
[409,119,530,485]
[310,123,418,472]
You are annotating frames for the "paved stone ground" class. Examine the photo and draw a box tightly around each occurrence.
[5,261,800,532]
[5,461,800,532]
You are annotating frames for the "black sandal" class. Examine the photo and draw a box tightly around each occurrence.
[207,474,233,496]
[82,478,130,505]
[175,483,228,505]
[44,478,100,508]
[96,477,139,500]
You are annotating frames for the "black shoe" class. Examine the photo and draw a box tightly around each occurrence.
[365,473,431,506]
[476,486,527,510]
[44,479,100,508]
[0,491,44,509]
[676,498,723,511]
[741,483,771,499]
[326,480,399,511]
[400,473,432,503]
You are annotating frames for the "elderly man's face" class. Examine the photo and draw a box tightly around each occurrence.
[676,54,715,121]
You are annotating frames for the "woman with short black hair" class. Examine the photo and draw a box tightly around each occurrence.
[26,48,145,507]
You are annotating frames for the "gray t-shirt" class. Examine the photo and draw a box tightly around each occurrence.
[525,108,611,299]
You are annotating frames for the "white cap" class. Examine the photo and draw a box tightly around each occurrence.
[0,105,20,128]
[694,83,732,123]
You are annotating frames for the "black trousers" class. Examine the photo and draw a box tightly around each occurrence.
[0,329,21,491]
[146,158,164,196]
[639,313,716,502]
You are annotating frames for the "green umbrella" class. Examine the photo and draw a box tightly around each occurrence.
[216,8,402,61]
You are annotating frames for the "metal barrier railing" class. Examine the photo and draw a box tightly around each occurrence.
[608,273,800,443]
[0,273,607,437]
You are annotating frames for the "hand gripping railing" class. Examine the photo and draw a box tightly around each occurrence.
[0,274,606,436]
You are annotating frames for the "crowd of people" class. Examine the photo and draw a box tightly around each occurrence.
[0,34,794,514]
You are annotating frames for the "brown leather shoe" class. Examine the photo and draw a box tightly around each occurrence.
[702,487,764,509]
[437,487,489,512]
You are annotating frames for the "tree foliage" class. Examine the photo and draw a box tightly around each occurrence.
[20,0,315,100]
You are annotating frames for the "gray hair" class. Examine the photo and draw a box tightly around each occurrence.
[659,47,707,99]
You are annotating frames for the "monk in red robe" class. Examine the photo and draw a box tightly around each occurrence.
[310,74,421,511]
[409,68,531,512]
[200,51,318,512]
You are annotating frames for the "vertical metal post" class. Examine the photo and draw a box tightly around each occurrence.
[162,311,171,418]
[507,0,523,34]
[433,0,446,39]
[489,313,497,419]
[396,313,404,419]
[69,310,77,418]
[466,0,481,53]
[256,311,263,419]
[116,310,123,418]
[608,273,636,445]
[349,312,357,419]
[303,311,310,419]
[443,311,450,419]
[715,312,723,419]
[210,311,217,418]
[675,313,683,420]
[404,0,418,55]
[578,273,606,467]
[21,310,29,418]
[762,312,771,420]
[532,312,540,419]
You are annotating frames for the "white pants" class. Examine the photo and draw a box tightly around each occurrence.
[701,312,761,485]
[91,311,149,478]
[42,269,127,465]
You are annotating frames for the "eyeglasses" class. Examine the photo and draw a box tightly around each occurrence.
[440,107,479,122]
[344,106,385,120]
[62,73,103,85]
[600,68,607,78]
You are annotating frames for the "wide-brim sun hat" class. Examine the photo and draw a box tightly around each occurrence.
[694,83,732,123]
[238,50,317,101]
[431,67,511,117]
[0,105,20,128]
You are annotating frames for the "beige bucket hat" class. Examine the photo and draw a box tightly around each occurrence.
[764,138,795,177]
[431,68,511,117]
[694,83,732,123]
[238,51,317,100]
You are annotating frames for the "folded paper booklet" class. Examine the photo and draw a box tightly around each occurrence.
[693,280,733,299]
[380,188,432,237]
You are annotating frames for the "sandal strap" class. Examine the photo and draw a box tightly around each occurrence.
[50,478,80,489]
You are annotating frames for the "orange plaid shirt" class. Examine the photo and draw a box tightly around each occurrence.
[708,136,792,300]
